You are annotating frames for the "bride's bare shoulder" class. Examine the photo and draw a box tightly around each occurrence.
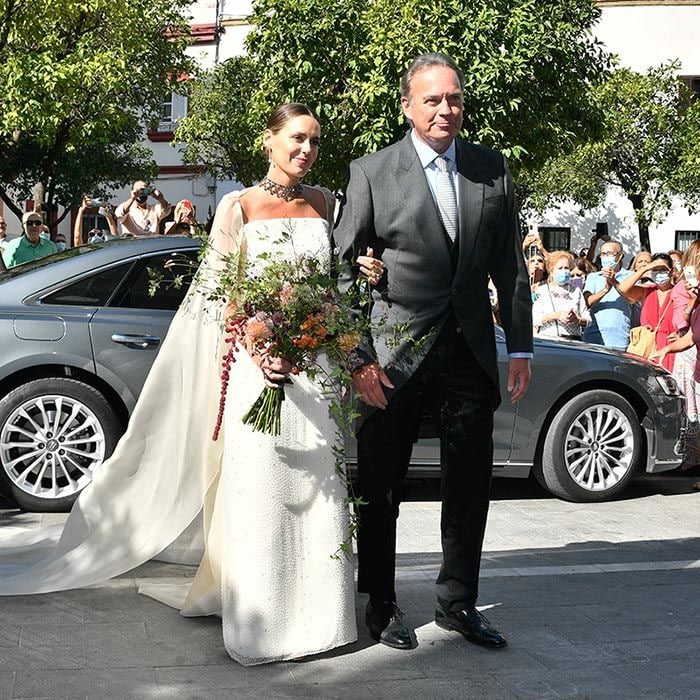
[237,186,267,223]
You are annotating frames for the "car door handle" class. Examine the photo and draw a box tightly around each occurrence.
[110,333,161,350]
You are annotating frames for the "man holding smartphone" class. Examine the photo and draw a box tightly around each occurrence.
[582,239,635,349]
[115,180,172,236]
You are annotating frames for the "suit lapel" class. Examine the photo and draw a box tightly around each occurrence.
[455,139,484,274]
[396,134,452,282]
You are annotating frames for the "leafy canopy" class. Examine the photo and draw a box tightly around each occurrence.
[526,63,700,250]
[0,0,192,220]
[177,0,611,190]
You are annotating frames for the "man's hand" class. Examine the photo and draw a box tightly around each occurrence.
[351,361,395,409]
[507,358,531,404]
[601,266,617,288]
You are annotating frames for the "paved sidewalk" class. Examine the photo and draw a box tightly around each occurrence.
[0,474,698,699]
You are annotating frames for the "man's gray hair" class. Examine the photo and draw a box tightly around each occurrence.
[400,53,465,98]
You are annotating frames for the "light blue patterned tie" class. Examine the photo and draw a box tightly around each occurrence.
[434,154,458,242]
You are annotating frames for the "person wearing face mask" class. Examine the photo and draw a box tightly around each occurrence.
[54,234,67,252]
[570,257,594,291]
[669,249,683,284]
[633,254,677,371]
[115,180,172,236]
[532,251,589,339]
[2,212,58,267]
[582,240,638,350]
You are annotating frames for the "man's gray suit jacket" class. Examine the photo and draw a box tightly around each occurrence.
[334,132,533,410]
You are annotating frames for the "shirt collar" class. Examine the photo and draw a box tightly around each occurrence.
[410,130,456,169]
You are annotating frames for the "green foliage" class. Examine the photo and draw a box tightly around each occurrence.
[177,0,610,189]
[526,63,700,249]
[0,0,192,218]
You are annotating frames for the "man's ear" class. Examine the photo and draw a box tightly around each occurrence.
[400,97,413,126]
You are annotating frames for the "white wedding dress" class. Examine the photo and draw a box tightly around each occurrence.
[0,190,357,666]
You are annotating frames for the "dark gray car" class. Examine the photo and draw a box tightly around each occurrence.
[0,238,684,511]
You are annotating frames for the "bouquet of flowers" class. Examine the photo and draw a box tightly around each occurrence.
[211,253,363,439]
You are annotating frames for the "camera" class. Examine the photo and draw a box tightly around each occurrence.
[140,186,153,196]
[88,197,104,208]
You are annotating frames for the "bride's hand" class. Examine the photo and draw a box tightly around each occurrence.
[259,353,293,384]
[357,247,384,286]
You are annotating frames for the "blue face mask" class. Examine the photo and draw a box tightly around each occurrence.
[553,269,571,286]
[600,255,618,269]
[55,242,66,252]
[652,271,670,286]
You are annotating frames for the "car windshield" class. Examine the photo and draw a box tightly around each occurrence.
[0,241,121,282]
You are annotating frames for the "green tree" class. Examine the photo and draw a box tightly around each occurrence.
[526,63,700,250]
[178,0,610,190]
[0,0,192,224]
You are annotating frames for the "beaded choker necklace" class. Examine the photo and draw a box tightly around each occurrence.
[260,176,303,202]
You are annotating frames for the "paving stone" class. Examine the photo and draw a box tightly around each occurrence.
[614,660,700,696]
[286,644,427,685]
[497,667,650,699]
[84,634,230,669]
[0,642,84,672]
[12,668,157,699]
[19,622,146,650]
[0,628,20,649]
[154,662,294,692]
[0,672,14,700]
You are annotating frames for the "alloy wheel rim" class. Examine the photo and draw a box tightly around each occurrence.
[564,405,635,491]
[0,394,106,500]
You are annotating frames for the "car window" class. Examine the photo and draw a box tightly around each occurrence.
[0,244,115,282]
[41,262,134,306]
[110,250,199,311]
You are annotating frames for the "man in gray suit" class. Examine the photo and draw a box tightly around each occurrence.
[334,53,533,650]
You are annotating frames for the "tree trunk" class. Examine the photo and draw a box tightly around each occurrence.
[628,193,651,251]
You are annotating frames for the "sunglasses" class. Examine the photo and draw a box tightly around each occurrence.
[26,220,42,226]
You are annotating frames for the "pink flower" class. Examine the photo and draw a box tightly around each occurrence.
[279,282,293,305]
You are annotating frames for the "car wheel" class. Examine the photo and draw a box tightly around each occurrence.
[0,378,121,512]
[535,390,642,502]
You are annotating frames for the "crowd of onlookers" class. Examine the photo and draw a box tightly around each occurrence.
[0,180,199,270]
[519,226,700,489]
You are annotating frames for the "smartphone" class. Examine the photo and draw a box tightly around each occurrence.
[684,265,698,288]
[527,244,539,257]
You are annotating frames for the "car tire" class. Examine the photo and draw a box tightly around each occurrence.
[534,390,642,502]
[0,377,121,512]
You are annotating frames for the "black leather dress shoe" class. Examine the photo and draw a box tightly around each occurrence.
[366,600,413,649]
[435,605,507,649]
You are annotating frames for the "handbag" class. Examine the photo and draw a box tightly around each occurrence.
[626,294,672,358]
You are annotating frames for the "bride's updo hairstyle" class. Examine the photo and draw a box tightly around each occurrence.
[264,103,319,158]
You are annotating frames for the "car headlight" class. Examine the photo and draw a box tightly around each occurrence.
[655,373,682,396]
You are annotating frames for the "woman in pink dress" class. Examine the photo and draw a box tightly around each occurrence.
[638,253,676,372]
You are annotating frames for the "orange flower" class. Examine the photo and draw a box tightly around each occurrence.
[293,333,318,349]
[246,319,273,340]
[338,331,361,353]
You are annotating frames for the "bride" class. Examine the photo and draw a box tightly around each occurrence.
[0,103,381,665]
